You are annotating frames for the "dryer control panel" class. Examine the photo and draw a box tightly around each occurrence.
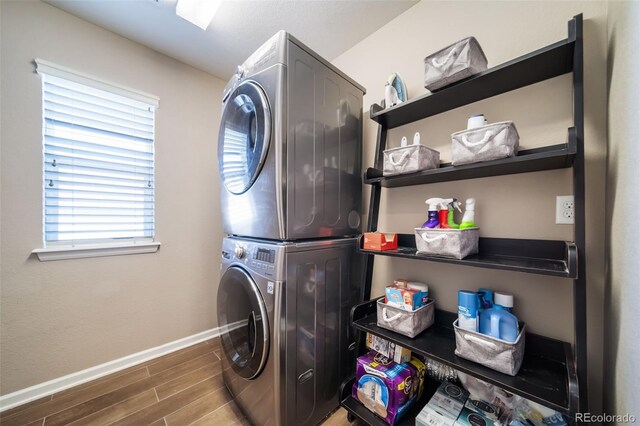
[250,247,276,273]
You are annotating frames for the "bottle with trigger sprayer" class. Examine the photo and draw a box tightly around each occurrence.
[460,198,476,229]
[447,199,462,229]
[423,198,443,228]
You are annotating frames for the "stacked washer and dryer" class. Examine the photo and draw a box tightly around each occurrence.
[216,31,366,426]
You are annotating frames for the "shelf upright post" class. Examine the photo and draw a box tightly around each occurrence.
[570,13,587,414]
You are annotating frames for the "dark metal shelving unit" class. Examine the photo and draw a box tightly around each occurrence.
[359,234,577,278]
[341,14,586,424]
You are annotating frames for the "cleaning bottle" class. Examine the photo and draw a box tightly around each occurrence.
[479,292,519,342]
[438,199,451,229]
[494,292,514,313]
[460,198,476,229]
[447,199,462,229]
[458,290,480,332]
[423,198,443,228]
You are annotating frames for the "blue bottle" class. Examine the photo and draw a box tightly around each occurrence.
[458,290,480,332]
[479,293,519,342]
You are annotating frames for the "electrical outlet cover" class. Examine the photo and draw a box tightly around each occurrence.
[556,195,575,224]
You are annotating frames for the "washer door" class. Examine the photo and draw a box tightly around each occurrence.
[217,266,269,380]
[218,81,271,195]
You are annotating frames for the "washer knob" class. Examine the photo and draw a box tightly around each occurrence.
[234,245,245,259]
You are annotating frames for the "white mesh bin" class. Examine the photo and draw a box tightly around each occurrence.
[383,145,440,176]
[414,228,479,260]
[424,37,488,91]
[453,319,526,376]
[377,298,435,338]
[451,121,519,166]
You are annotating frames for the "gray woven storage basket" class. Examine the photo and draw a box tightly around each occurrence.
[451,121,519,166]
[424,37,488,91]
[453,320,526,376]
[414,228,479,260]
[383,145,440,176]
[377,298,434,338]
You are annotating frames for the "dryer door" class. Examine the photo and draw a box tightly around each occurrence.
[217,266,269,380]
[218,80,271,195]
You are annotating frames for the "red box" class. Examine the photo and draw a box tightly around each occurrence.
[363,233,398,251]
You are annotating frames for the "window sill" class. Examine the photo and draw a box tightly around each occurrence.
[32,241,161,261]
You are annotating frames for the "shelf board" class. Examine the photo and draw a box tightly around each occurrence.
[340,376,438,426]
[360,234,577,278]
[350,301,578,415]
[370,38,575,129]
[366,129,577,187]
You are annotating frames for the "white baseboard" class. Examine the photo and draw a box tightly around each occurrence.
[0,326,223,413]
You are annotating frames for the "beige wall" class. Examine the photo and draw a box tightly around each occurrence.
[605,0,640,418]
[0,0,225,395]
[333,1,607,412]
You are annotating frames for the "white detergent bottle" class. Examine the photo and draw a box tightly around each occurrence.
[460,198,476,229]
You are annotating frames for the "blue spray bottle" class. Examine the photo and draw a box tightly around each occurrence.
[423,198,443,228]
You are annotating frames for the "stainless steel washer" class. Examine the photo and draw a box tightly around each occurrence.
[217,236,362,425]
[218,31,366,241]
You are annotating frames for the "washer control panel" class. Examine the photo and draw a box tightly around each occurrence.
[250,247,276,272]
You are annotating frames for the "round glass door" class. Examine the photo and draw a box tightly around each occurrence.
[218,81,271,195]
[217,266,269,380]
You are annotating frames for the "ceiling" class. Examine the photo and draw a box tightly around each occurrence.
[46,0,418,80]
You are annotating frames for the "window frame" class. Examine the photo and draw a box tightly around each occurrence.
[32,59,161,261]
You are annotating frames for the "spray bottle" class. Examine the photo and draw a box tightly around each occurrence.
[447,199,462,229]
[460,198,476,229]
[423,198,443,228]
[438,199,451,229]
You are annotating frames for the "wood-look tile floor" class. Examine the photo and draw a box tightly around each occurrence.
[0,338,360,426]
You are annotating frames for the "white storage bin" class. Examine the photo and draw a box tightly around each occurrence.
[414,228,479,260]
[383,145,440,176]
[453,319,526,376]
[424,37,488,91]
[376,298,435,338]
[451,121,519,166]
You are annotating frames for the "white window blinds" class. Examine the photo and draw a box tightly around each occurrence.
[38,65,157,246]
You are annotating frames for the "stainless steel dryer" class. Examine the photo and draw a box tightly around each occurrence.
[217,236,362,425]
[218,31,366,241]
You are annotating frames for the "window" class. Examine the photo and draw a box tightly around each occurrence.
[33,60,160,260]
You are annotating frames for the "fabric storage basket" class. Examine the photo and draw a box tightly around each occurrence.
[451,121,520,166]
[453,320,526,376]
[383,145,440,176]
[377,297,435,338]
[414,228,479,260]
[424,37,488,91]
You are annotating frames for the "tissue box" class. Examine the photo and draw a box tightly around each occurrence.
[364,233,398,251]
[385,285,428,311]
[424,37,488,91]
[383,145,440,176]
[451,121,520,166]
[416,382,469,426]
[352,351,418,424]
[455,407,497,426]
[366,333,412,364]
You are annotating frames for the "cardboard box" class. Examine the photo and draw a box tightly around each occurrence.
[363,233,398,251]
[366,333,412,364]
[385,285,428,311]
[454,407,496,426]
[416,382,469,426]
[464,398,500,423]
